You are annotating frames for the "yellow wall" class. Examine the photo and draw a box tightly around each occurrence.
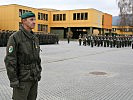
[0,5,16,31]
[89,9,103,28]
[50,9,103,28]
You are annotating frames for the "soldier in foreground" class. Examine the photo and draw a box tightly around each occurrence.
[4,12,42,100]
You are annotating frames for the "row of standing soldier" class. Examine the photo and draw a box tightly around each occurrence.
[0,30,59,47]
[79,34,133,49]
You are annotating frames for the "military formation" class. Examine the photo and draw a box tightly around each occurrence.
[0,30,59,47]
[79,34,133,49]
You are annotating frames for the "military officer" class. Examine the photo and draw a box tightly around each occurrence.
[78,34,82,46]
[4,12,42,100]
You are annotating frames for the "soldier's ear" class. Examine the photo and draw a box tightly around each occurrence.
[21,19,27,23]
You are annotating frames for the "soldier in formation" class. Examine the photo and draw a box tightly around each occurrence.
[78,34,133,49]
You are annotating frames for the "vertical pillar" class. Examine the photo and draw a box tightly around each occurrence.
[87,29,90,35]
[68,27,71,32]
[90,27,93,35]
[102,28,104,35]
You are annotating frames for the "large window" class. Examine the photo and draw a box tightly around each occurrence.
[53,14,66,21]
[19,9,32,17]
[38,24,48,33]
[38,12,48,21]
[73,12,88,20]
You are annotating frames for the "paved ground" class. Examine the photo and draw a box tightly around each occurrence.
[0,41,133,100]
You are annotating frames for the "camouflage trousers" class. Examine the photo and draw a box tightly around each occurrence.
[12,80,38,100]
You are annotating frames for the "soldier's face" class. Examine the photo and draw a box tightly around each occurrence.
[23,17,36,30]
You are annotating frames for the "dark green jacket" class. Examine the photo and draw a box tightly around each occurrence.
[4,26,42,88]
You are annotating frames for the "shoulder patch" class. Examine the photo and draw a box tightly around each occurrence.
[9,46,13,53]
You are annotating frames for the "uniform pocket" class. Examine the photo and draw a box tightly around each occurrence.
[19,70,31,81]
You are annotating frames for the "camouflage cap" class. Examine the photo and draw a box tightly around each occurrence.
[21,12,35,19]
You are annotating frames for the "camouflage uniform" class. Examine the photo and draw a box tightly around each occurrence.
[4,26,42,100]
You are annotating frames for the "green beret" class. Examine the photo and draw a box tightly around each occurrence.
[21,12,35,19]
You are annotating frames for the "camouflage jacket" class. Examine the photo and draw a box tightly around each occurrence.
[4,26,42,88]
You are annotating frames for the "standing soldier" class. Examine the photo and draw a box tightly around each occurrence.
[103,36,107,47]
[67,34,70,44]
[110,36,113,48]
[101,35,103,47]
[90,35,94,47]
[83,34,87,46]
[121,37,124,48]
[107,36,110,47]
[67,31,73,44]
[4,12,42,100]
[86,35,91,46]
[78,34,82,46]
[131,36,133,49]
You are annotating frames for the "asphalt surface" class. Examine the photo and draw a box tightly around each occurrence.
[0,41,133,100]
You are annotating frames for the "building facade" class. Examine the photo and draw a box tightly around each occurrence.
[112,26,133,35]
[0,4,112,38]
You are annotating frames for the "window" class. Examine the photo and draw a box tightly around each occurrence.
[73,13,76,20]
[19,9,34,17]
[63,14,66,21]
[81,13,84,20]
[46,14,48,21]
[102,15,104,25]
[73,12,88,20]
[57,14,59,21]
[85,13,88,20]
[19,9,22,17]
[19,22,22,29]
[38,12,48,21]
[38,13,41,20]
[53,14,55,21]
[60,14,62,21]
[41,13,43,20]
[23,10,26,14]
[38,24,48,32]
[77,13,80,20]
[43,14,45,20]
[38,24,41,31]
[53,14,66,21]
[42,25,45,31]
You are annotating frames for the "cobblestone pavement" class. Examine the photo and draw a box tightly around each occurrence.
[0,41,133,100]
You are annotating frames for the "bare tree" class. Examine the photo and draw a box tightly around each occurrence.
[117,0,133,34]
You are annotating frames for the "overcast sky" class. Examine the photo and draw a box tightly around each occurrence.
[0,0,119,16]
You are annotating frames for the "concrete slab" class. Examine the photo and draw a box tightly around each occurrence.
[0,41,133,100]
